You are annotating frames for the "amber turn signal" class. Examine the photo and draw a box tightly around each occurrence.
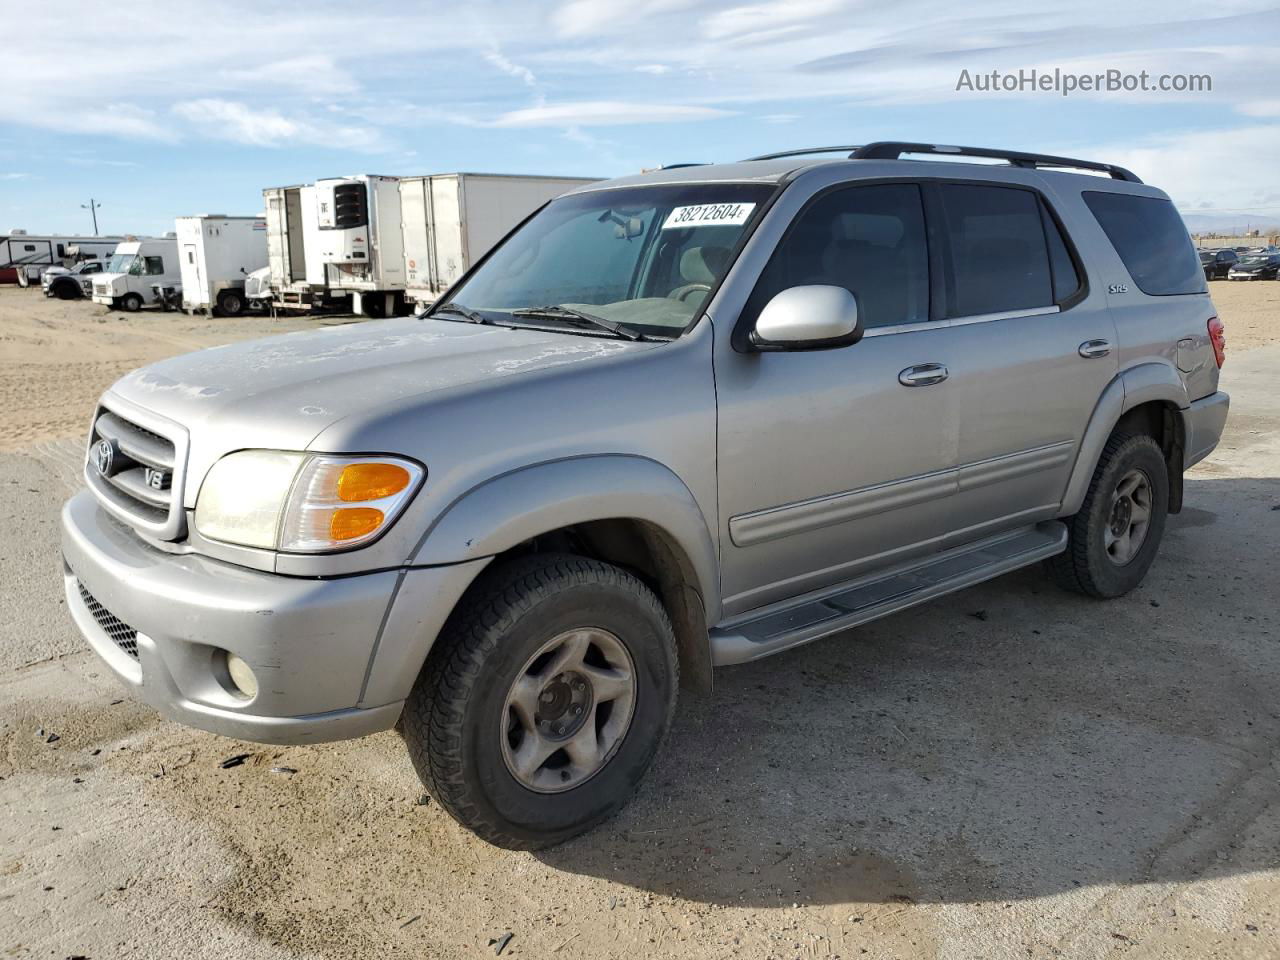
[329,507,384,541]
[337,462,411,502]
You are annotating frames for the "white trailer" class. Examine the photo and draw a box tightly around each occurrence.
[313,174,405,317]
[90,237,180,311]
[1,230,124,285]
[399,173,598,306]
[263,183,331,312]
[174,215,268,316]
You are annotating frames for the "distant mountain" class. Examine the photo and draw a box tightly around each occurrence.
[1181,213,1280,235]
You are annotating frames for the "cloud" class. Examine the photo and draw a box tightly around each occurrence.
[484,49,538,87]
[1238,99,1280,118]
[636,64,672,75]
[0,173,30,180]
[491,100,734,127]
[701,0,847,41]
[171,99,382,150]
[1061,125,1280,215]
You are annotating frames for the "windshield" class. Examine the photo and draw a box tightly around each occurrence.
[106,252,136,274]
[438,183,775,338]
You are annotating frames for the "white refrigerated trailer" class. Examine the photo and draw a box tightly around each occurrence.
[399,173,598,307]
[313,174,404,317]
[263,183,333,312]
[174,215,268,316]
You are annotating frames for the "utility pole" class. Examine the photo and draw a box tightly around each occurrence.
[81,198,101,235]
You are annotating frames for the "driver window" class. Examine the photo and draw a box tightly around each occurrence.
[748,183,929,329]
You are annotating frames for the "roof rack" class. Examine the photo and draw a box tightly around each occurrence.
[744,141,1142,183]
[744,145,864,162]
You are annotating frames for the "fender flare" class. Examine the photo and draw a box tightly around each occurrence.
[1061,362,1189,515]
[410,454,721,621]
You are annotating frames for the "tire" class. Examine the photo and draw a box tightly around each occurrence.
[54,281,80,300]
[401,553,679,849]
[120,293,143,312]
[1046,431,1169,598]
[362,294,387,319]
[216,289,245,317]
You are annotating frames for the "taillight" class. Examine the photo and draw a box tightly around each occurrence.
[1207,316,1226,368]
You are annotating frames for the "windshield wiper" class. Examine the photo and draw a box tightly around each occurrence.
[432,302,491,325]
[510,305,647,341]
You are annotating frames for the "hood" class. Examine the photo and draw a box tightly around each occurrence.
[108,315,651,459]
[43,266,71,279]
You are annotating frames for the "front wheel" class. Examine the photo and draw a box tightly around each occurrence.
[401,554,679,849]
[120,292,143,312]
[1047,432,1169,598]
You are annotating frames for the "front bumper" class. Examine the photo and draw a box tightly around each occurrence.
[60,490,486,744]
[1182,391,1230,468]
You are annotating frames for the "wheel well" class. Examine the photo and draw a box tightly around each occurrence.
[497,519,713,694]
[1115,400,1185,513]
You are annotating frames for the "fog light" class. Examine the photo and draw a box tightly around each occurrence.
[224,652,258,700]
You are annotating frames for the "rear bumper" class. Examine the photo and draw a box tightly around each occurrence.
[60,490,487,744]
[1182,391,1230,468]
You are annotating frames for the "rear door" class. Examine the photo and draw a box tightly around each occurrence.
[934,181,1117,541]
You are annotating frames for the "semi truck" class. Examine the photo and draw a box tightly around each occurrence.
[399,173,598,308]
[174,215,268,316]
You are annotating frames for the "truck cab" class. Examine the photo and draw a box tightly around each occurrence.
[91,238,181,311]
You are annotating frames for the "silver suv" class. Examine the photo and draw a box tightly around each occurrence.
[61,142,1230,848]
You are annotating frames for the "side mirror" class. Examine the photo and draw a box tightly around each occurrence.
[750,284,863,351]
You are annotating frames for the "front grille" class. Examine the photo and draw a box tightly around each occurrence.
[77,582,139,660]
[93,282,110,297]
[85,404,186,539]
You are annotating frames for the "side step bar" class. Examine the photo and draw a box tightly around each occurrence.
[709,521,1068,666]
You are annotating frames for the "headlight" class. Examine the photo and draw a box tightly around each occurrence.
[194,451,424,552]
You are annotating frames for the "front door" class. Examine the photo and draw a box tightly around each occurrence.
[715,182,959,617]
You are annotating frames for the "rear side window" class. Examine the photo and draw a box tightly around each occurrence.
[143,256,165,275]
[938,184,1054,316]
[1083,192,1204,296]
[748,183,929,329]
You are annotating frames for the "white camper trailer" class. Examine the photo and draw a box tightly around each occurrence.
[313,174,404,316]
[398,173,598,307]
[1,230,123,285]
[174,215,268,316]
[263,183,331,312]
[90,237,180,311]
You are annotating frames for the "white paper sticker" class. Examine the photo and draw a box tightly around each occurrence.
[662,202,756,230]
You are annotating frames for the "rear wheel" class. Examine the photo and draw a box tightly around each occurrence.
[120,292,143,312]
[401,554,678,849]
[1047,432,1169,598]
[216,289,245,317]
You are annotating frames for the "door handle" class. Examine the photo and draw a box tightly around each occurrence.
[898,363,949,387]
[1078,339,1112,359]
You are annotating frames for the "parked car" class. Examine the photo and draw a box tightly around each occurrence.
[1199,248,1238,280]
[41,259,107,299]
[1227,253,1280,280]
[60,141,1229,849]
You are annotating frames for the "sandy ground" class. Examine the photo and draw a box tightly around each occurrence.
[1,283,1278,960]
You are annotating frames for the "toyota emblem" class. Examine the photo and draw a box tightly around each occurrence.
[93,438,116,477]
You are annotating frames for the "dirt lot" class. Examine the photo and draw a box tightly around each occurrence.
[1,284,1278,960]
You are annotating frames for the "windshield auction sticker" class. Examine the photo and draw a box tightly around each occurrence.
[662,203,757,230]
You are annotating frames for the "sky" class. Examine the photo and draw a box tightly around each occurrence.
[1,0,1278,237]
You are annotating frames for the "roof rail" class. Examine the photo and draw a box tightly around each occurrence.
[850,141,1142,183]
[743,145,863,162]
